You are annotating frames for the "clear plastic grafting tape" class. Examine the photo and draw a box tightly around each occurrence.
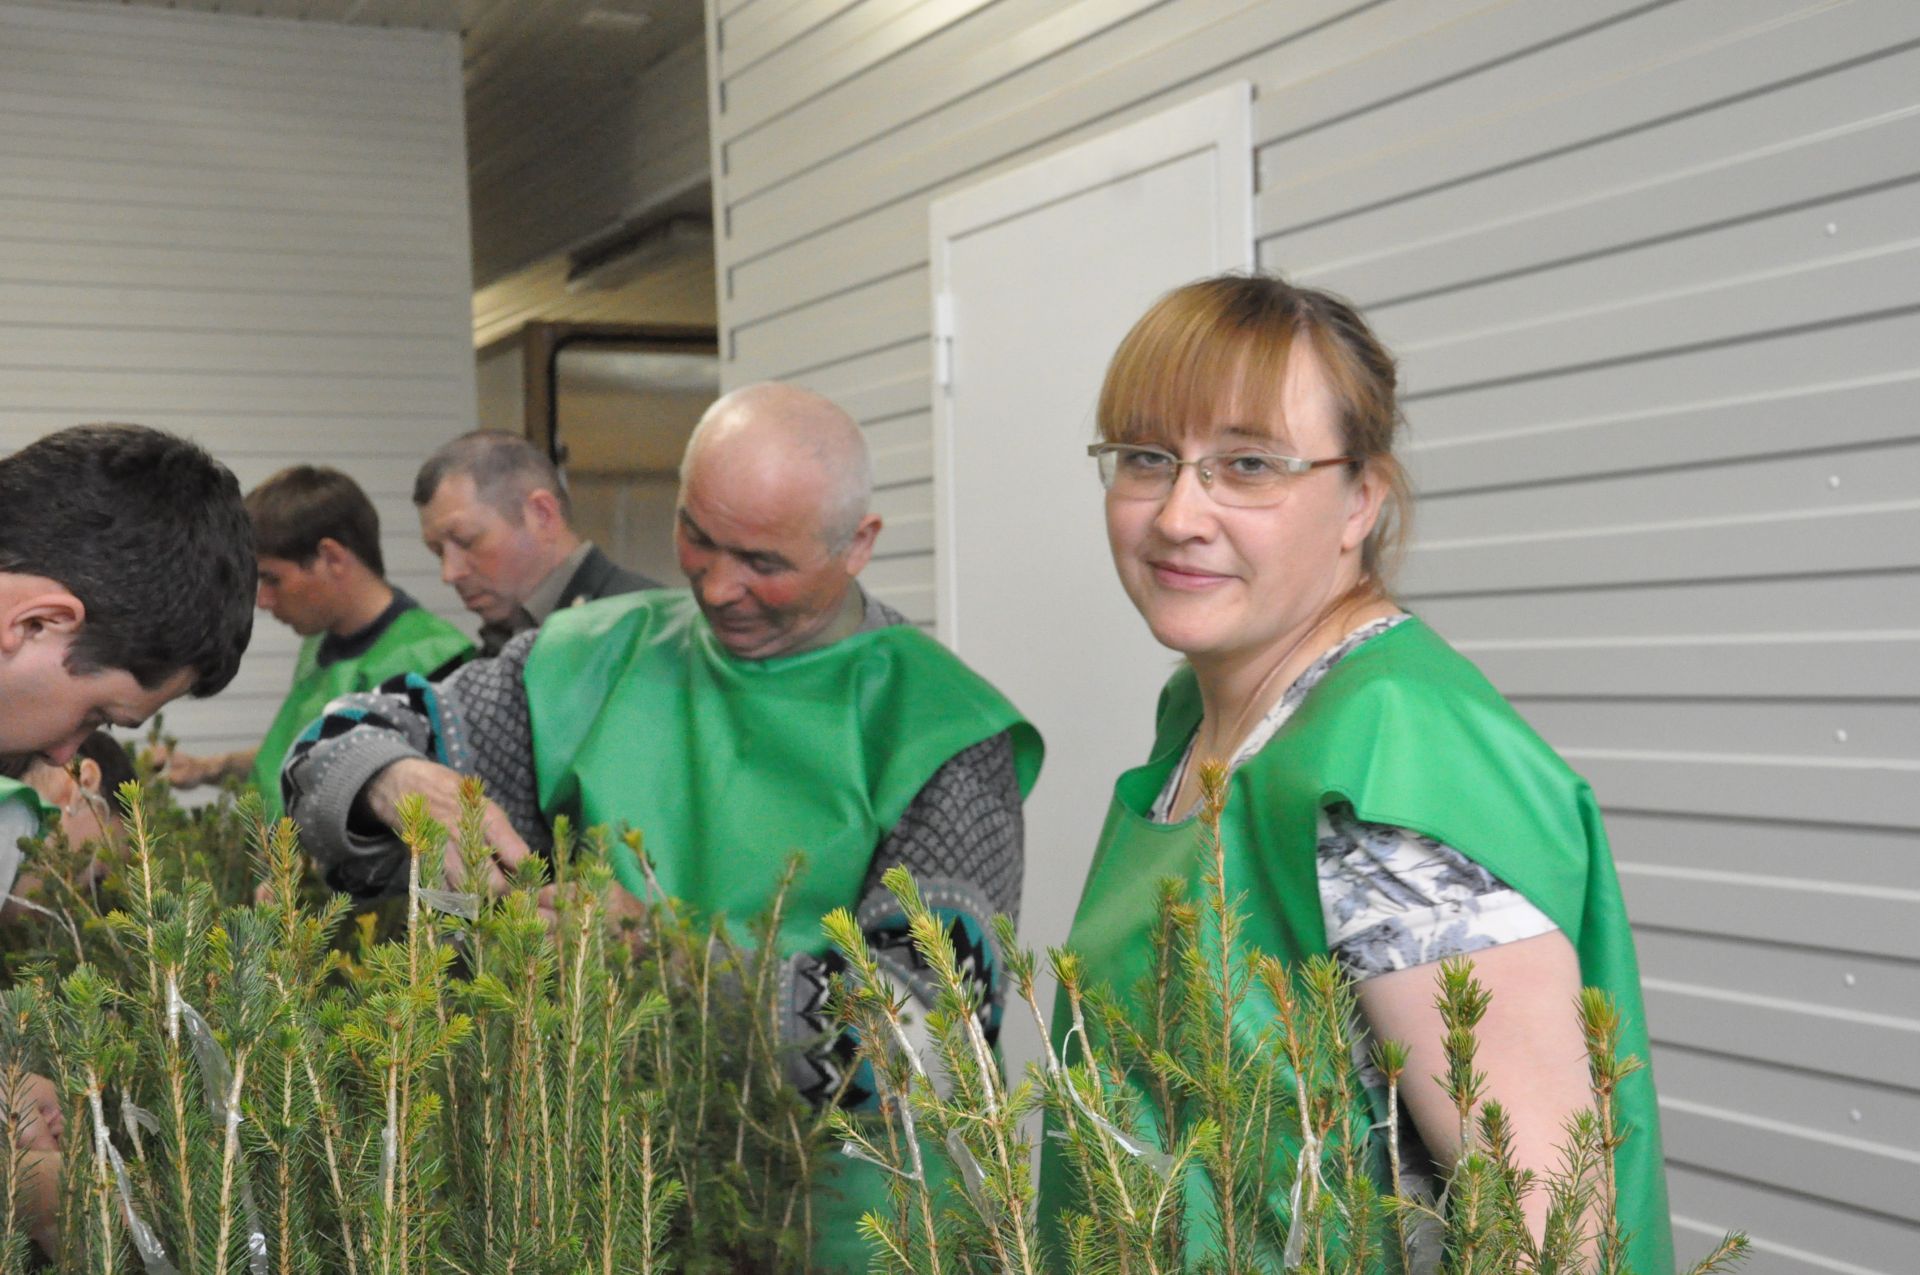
[167,981,269,1275]
[88,1086,177,1275]
[380,1122,397,1194]
[1282,1147,1313,1269]
[943,1128,999,1224]
[121,1092,160,1159]
[120,1098,161,1136]
[1278,1111,1380,1266]
[838,1140,922,1182]
[169,988,231,1124]
[416,886,480,920]
[1282,1134,1350,1269]
[1044,1026,1174,1178]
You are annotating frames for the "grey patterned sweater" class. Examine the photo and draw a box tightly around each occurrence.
[283,592,1025,1109]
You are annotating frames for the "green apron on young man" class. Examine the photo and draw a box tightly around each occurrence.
[0,778,51,826]
[524,590,1042,1271]
[0,775,53,903]
[250,609,472,822]
[1039,618,1671,1274]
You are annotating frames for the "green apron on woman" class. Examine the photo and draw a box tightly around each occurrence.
[1040,618,1671,1273]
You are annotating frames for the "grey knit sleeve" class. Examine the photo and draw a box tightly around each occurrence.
[282,629,549,897]
[779,731,1025,1108]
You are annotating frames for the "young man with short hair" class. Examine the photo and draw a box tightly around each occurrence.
[0,422,254,759]
[0,730,136,918]
[0,421,255,1258]
[166,465,472,820]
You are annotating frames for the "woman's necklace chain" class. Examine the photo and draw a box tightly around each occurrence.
[1175,588,1360,818]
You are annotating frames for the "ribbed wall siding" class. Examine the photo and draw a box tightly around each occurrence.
[0,0,477,758]
[706,2,1920,1270]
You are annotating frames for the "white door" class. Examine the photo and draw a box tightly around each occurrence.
[929,84,1254,1080]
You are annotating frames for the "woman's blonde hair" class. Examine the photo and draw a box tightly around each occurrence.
[1096,274,1412,587]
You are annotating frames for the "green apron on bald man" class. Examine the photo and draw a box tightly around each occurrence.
[282,384,1042,1274]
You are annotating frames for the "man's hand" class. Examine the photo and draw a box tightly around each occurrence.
[8,1072,65,1152]
[366,757,532,896]
[156,745,252,789]
[534,878,648,940]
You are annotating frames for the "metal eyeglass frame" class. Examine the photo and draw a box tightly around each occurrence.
[1087,442,1355,502]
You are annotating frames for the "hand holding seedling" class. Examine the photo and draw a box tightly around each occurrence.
[367,756,530,894]
[154,742,252,788]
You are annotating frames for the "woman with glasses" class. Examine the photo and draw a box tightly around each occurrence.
[1041,274,1670,1271]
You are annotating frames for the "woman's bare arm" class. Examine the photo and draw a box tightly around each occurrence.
[1355,928,1595,1246]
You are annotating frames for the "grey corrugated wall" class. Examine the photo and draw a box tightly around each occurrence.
[705,1,1920,1270]
[0,0,477,759]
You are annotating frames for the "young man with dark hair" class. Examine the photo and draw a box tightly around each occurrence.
[0,423,256,762]
[1,730,136,917]
[166,465,473,821]
[414,430,656,655]
[0,422,254,1259]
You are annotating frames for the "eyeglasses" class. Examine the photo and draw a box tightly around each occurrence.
[1087,443,1354,508]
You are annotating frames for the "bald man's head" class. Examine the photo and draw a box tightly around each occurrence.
[682,383,874,552]
[674,383,885,658]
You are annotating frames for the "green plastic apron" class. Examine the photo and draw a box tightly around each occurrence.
[0,777,51,825]
[251,606,472,822]
[524,590,1042,1271]
[0,775,52,901]
[1041,618,1671,1274]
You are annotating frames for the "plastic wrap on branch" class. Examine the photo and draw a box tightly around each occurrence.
[1282,1140,1334,1268]
[120,1098,161,1137]
[380,1122,397,1195]
[416,886,480,920]
[89,1086,179,1275]
[839,1140,923,1182]
[121,1092,160,1160]
[944,1128,999,1224]
[1051,1025,1173,1177]
[167,981,269,1275]
[168,982,231,1127]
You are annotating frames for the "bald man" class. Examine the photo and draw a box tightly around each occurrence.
[282,383,1042,1272]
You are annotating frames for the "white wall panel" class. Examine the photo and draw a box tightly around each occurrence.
[0,0,476,758]
[707,0,1920,1268]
